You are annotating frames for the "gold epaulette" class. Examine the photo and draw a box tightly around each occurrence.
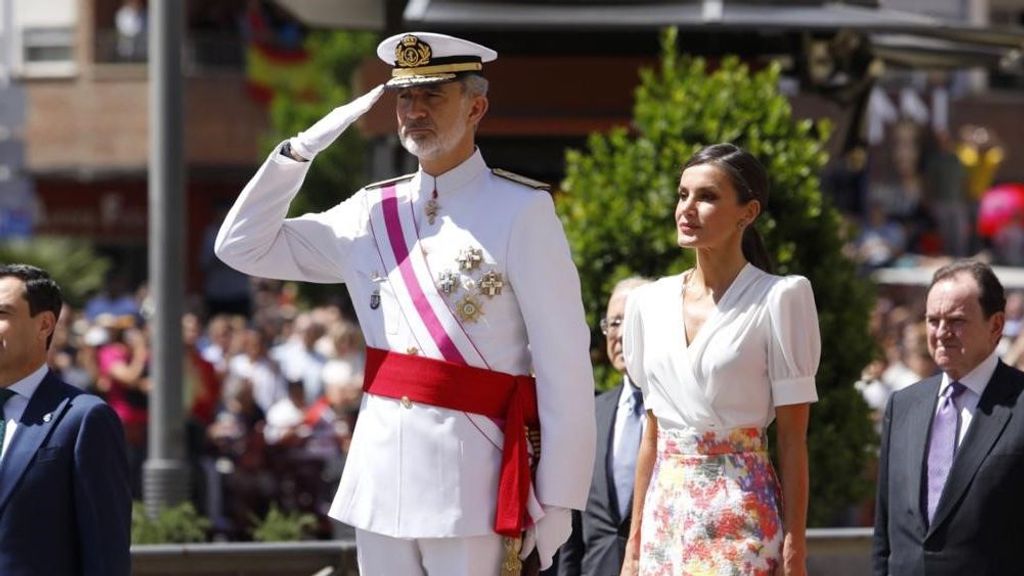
[365,173,415,190]
[491,168,550,191]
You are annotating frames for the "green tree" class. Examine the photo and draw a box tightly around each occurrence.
[558,28,875,525]
[0,237,110,306]
[264,30,379,217]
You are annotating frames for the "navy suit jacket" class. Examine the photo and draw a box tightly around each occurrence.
[0,370,132,576]
[560,385,633,576]
[873,361,1024,576]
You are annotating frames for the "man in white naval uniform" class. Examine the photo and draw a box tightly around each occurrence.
[215,32,596,575]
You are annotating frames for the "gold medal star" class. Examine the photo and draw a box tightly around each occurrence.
[455,294,483,323]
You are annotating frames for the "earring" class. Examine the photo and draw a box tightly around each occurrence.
[737,220,745,229]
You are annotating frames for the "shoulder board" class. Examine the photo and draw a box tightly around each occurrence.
[365,173,415,190]
[491,168,550,190]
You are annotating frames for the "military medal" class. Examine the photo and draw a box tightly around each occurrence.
[438,269,459,294]
[455,294,483,323]
[425,191,440,225]
[370,288,381,310]
[480,270,504,297]
[457,247,484,271]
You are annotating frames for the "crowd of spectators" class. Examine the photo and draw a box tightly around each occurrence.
[48,276,366,541]
[828,121,1015,272]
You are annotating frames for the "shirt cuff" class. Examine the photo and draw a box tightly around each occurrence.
[771,376,818,406]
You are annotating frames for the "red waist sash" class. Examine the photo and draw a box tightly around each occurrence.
[363,346,539,537]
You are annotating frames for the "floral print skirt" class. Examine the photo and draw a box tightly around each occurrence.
[639,427,782,576]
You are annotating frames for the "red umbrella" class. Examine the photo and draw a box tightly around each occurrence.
[977,183,1024,238]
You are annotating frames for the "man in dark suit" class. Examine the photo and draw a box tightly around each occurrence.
[0,264,132,576]
[873,260,1024,576]
[560,278,649,576]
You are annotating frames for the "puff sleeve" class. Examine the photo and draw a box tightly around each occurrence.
[622,286,650,398]
[767,275,821,406]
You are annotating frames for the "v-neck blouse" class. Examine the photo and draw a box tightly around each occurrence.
[622,264,821,431]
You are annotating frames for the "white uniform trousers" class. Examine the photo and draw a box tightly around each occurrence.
[356,529,504,576]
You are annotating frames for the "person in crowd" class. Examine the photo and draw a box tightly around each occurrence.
[228,327,286,414]
[205,374,270,537]
[215,31,595,575]
[873,260,1024,575]
[854,202,907,271]
[881,322,937,392]
[271,313,327,404]
[83,273,139,322]
[0,264,131,575]
[263,379,309,448]
[621,144,820,576]
[115,0,146,61]
[923,129,968,257]
[560,277,650,576]
[199,314,237,379]
[94,313,150,497]
[305,360,363,539]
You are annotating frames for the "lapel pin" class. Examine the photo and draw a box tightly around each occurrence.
[43,413,52,423]
[370,288,381,310]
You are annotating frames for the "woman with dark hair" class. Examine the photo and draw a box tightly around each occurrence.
[620,144,821,576]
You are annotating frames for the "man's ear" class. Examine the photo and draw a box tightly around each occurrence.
[468,95,489,127]
[38,311,57,346]
[990,311,1006,344]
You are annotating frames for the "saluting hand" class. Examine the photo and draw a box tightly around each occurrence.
[289,84,386,160]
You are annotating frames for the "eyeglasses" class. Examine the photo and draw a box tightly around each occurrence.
[599,316,623,336]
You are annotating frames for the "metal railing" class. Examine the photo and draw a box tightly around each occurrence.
[94,29,246,71]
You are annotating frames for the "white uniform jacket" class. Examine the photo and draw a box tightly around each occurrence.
[215,145,596,538]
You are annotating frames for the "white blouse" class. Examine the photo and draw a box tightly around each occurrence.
[623,263,820,431]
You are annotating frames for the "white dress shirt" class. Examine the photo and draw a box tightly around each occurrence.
[938,347,999,447]
[1,364,48,459]
[611,377,645,519]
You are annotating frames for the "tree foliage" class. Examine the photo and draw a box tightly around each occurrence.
[131,501,210,544]
[250,504,317,542]
[558,28,875,525]
[265,30,378,217]
[0,237,111,306]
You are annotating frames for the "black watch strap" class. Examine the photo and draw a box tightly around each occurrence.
[281,141,309,162]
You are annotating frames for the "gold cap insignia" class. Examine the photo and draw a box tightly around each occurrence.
[396,35,432,68]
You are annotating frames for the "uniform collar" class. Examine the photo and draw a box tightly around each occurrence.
[941,347,999,398]
[5,363,48,402]
[415,148,488,199]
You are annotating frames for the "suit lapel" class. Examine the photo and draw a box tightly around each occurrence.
[0,372,72,514]
[906,376,941,529]
[928,362,1016,535]
[596,386,621,524]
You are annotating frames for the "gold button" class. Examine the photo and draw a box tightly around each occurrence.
[406,347,419,356]
[401,396,412,408]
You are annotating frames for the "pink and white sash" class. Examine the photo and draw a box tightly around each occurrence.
[366,183,488,369]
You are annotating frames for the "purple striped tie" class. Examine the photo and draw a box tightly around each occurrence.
[925,381,967,523]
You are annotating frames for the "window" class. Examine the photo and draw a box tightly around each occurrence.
[21,26,75,77]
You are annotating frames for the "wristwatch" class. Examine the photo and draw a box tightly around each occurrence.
[280,141,309,162]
